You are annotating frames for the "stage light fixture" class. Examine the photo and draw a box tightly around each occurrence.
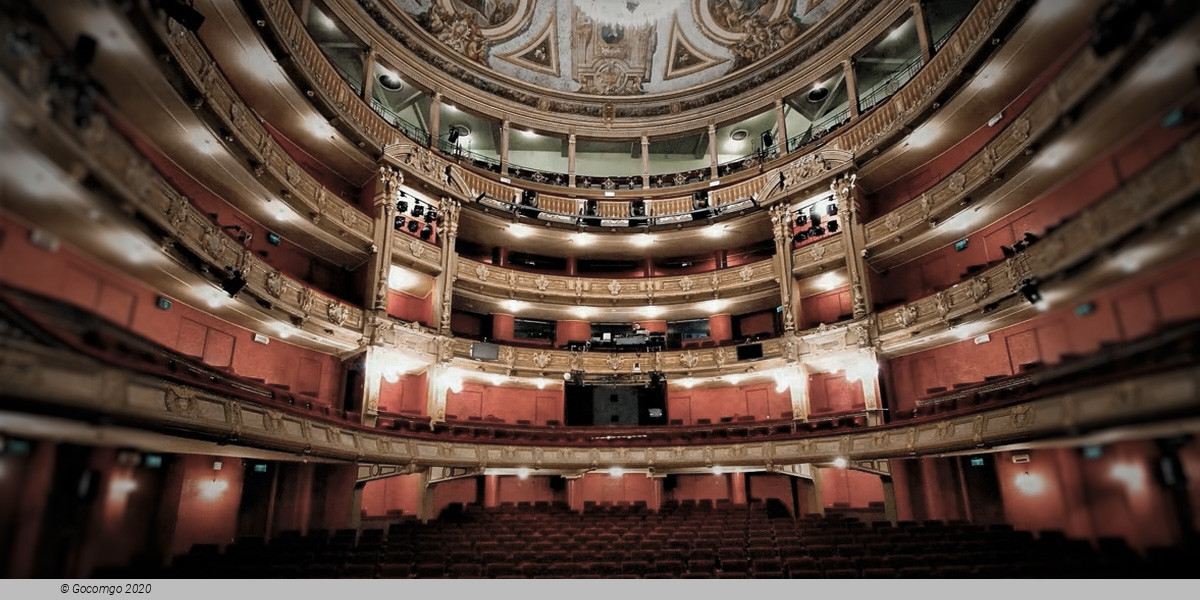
[1019,278,1042,305]
[827,220,839,233]
[406,219,420,233]
[795,214,808,227]
[419,224,433,240]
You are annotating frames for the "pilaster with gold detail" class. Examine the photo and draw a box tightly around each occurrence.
[832,174,873,320]
[430,198,461,335]
[368,166,402,313]
[769,203,800,332]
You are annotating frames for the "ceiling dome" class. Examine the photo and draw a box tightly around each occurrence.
[358,0,873,130]
[394,0,846,95]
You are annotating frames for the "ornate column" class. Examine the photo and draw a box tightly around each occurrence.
[426,361,451,426]
[568,133,577,188]
[769,203,799,332]
[831,174,873,320]
[881,472,899,524]
[500,119,511,175]
[774,98,789,154]
[367,166,402,313]
[428,92,442,146]
[806,472,825,516]
[730,472,748,505]
[843,60,860,119]
[430,197,461,335]
[858,348,884,426]
[912,0,934,62]
[789,362,811,422]
[707,123,719,178]
[641,135,650,189]
[360,166,403,427]
[360,47,376,102]
[416,468,435,523]
[484,474,500,508]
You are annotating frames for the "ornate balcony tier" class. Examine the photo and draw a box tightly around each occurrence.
[274,0,1019,137]
[3,329,1196,472]
[249,0,1020,185]
[453,257,778,309]
[148,15,376,258]
[379,23,1130,248]
[0,64,367,351]
[10,35,1200,382]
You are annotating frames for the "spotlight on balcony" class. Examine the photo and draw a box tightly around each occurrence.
[1019,278,1042,305]
[406,219,420,233]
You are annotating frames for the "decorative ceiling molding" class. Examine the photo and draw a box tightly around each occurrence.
[663,16,727,81]
[496,5,560,77]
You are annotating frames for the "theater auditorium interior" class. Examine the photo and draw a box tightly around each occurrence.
[2,0,1200,580]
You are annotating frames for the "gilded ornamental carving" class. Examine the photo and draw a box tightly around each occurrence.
[265,270,284,298]
[327,302,349,326]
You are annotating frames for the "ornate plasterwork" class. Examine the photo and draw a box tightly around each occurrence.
[663,17,727,80]
[379,0,858,100]
[571,6,657,96]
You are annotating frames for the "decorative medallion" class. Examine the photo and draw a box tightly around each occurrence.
[606,353,622,370]
[895,305,917,328]
[947,172,966,193]
[884,211,901,233]
[534,274,550,292]
[607,279,622,296]
[202,226,223,257]
[327,302,349,326]
[968,277,990,303]
[265,270,284,298]
[679,276,694,292]
[739,265,754,282]
[533,350,552,369]
[679,351,699,369]
[476,264,490,281]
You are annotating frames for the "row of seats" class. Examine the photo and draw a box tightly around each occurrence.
[132,502,1196,579]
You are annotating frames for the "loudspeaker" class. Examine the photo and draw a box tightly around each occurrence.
[447,127,460,144]
[736,343,764,361]
[72,34,97,69]
[761,131,774,148]
[549,476,567,492]
[662,474,678,492]
[160,0,206,32]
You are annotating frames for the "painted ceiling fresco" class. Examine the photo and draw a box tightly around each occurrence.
[391,0,848,96]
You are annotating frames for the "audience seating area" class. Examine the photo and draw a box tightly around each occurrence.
[129,502,1194,578]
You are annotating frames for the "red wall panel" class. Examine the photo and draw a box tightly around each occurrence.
[819,468,885,508]
[387,290,433,326]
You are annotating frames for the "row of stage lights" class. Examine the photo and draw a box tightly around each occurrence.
[393,193,439,240]
[792,201,839,244]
